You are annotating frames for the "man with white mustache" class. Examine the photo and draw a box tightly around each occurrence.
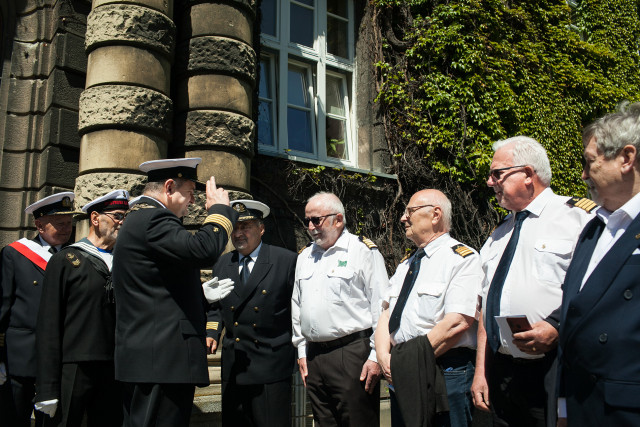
[292,192,388,426]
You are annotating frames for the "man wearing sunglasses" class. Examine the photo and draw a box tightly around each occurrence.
[471,137,593,427]
[34,189,129,425]
[292,192,388,426]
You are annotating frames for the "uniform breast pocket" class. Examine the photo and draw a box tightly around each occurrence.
[534,239,573,284]
[416,281,447,315]
[326,267,354,302]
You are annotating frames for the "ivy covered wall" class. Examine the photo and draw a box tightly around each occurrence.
[372,0,640,252]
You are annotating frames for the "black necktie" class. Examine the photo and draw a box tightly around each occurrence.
[240,256,251,285]
[486,210,530,353]
[389,248,426,333]
[48,246,57,255]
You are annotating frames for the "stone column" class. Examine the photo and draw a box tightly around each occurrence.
[74,0,175,236]
[174,0,256,199]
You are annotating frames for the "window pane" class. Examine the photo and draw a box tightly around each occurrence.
[258,101,274,146]
[290,4,314,47]
[326,76,345,116]
[327,16,348,58]
[260,0,277,37]
[288,68,309,107]
[326,117,347,159]
[259,60,271,99]
[327,0,347,18]
[288,108,313,153]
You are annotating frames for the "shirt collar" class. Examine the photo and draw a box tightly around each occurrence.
[421,232,449,258]
[596,190,640,227]
[311,228,348,254]
[38,235,61,252]
[245,242,262,260]
[142,195,166,208]
[521,187,554,218]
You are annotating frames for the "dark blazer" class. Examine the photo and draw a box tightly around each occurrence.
[112,197,237,386]
[0,237,46,377]
[207,243,297,385]
[559,214,640,426]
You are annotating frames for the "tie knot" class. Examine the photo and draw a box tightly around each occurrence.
[515,210,529,223]
[414,248,426,260]
[242,256,251,265]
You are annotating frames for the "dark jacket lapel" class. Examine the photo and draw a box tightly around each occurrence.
[234,244,273,304]
[562,213,640,344]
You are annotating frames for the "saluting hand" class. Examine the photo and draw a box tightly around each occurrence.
[205,177,230,210]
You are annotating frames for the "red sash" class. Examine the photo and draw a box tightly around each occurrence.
[8,241,48,271]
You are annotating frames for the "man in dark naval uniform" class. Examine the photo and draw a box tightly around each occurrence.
[206,199,297,427]
[112,158,238,427]
[0,192,77,427]
[35,189,129,426]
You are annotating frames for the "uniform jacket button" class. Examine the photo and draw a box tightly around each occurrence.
[262,290,267,295]
[254,339,258,344]
[235,338,240,342]
[599,333,608,343]
[253,323,257,328]
[230,306,235,311]
[33,280,38,286]
[254,306,259,312]
[234,322,238,327]
[624,289,633,300]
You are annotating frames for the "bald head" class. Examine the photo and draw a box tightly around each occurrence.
[412,189,452,231]
[401,189,452,247]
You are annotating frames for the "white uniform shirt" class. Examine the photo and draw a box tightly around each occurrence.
[480,188,592,356]
[384,233,483,347]
[292,229,389,361]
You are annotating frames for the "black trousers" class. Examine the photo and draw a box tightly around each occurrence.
[306,337,380,427]
[221,377,291,427]
[489,351,557,427]
[0,375,43,427]
[122,383,195,427]
[42,362,122,427]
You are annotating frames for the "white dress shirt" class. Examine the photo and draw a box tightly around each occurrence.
[581,191,640,288]
[384,233,483,347]
[291,229,389,361]
[238,242,262,276]
[480,188,593,356]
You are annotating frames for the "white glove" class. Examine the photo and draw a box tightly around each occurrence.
[0,362,6,385]
[203,277,234,303]
[35,399,59,417]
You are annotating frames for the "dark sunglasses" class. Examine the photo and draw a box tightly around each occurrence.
[303,213,337,227]
[488,164,528,181]
[103,211,126,221]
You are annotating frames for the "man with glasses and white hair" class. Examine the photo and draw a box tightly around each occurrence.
[375,189,483,427]
[292,192,388,426]
[558,102,640,426]
[471,136,593,427]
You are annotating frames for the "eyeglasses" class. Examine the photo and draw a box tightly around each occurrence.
[488,164,528,182]
[403,204,434,220]
[303,213,337,227]
[102,212,125,222]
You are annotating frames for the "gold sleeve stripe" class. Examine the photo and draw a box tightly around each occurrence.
[206,322,219,331]
[204,214,233,237]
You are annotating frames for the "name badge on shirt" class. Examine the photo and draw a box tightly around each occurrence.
[338,260,347,267]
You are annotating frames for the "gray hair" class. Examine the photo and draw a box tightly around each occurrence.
[493,136,552,186]
[307,192,346,226]
[431,191,452,232]
[583,101,640,159]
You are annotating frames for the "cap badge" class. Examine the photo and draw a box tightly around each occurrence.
[61,197,72,208]
[233,202,247,213]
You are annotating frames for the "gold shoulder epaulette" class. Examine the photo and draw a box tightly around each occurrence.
[359,235,377,249]
[127,203,157,214]
[298,242,312,254]
[206,321,219,331]
[65,252,81,267]
[566,197,597,213]
[400,248,414,264]
[452,244,474,258]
